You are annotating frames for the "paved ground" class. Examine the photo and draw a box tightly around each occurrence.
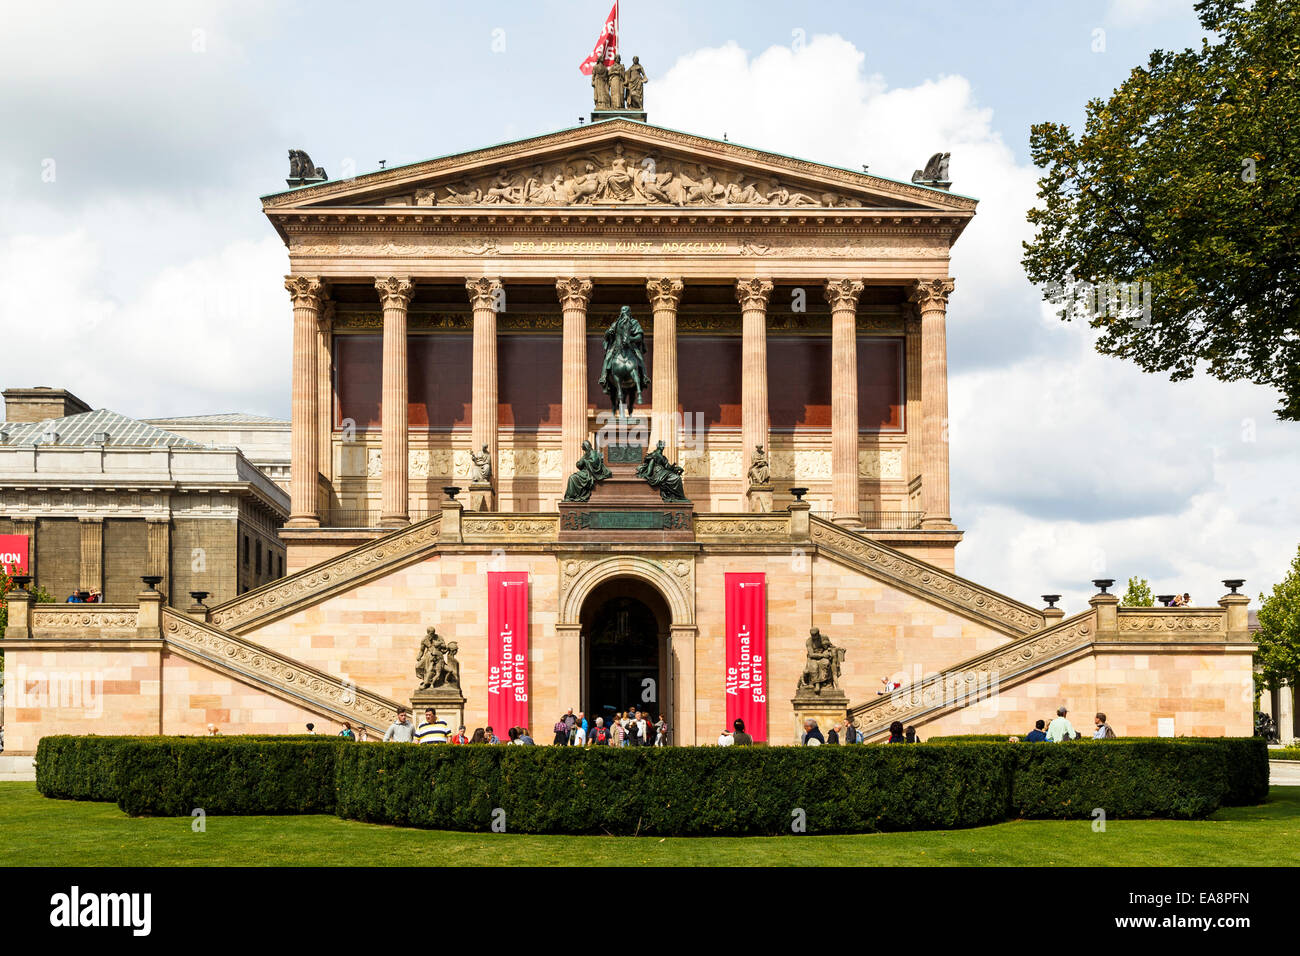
[0,755,35,782]
[1268,759,1300,786]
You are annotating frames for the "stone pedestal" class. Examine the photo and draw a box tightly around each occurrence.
[790,693,850,745]
[410,687,467,735]
[747,483,773,514]
[591,109,647,122]
[468,482,494,513]
[559,434,693,542]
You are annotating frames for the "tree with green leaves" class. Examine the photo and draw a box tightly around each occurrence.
[1256,545,1300,692]
[1022,0,1300,419]
[1120,576,1155,607]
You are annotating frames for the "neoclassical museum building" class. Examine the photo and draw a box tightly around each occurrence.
[1,114,1256,749]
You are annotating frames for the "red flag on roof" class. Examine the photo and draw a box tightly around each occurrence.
[578,1,618,75]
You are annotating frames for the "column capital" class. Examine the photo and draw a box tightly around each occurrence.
[646,277,685,309]
[374,276,415,308]
[909,277,955,311]
[284,275,329,308]
[734,277,774,310]
[823,278,865,310]
[466,277,504,311]
[555,277,593,309]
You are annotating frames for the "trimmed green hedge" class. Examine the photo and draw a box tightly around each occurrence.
[1272,747,1300,762]
[36,735,343,813]
[333,743,1016,835]
[34,734,1269,833]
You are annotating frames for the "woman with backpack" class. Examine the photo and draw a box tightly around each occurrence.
[591,718,610,745]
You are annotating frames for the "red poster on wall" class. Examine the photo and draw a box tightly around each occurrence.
[725,572,767,742]
[487,571,529,733]
[0,534,29,575]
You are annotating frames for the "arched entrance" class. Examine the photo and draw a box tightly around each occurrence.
[579,577,671,729]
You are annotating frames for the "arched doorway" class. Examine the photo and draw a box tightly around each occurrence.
[579,577,671,728]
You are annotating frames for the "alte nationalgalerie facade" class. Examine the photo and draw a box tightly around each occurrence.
[1,118,1255,748]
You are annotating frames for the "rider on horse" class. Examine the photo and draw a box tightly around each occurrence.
[598,306,649,411]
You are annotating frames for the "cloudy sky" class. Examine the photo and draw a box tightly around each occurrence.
[1,0,1295,610]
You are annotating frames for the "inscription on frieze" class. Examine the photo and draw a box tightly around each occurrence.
[560,511,690,531]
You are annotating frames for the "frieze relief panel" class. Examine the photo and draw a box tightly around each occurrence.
[769,449,832,481]
[498,448,564,479]
[858,448,905,481]
[680,449,743,479]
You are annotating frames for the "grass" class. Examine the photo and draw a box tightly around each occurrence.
[3,782,1299,866]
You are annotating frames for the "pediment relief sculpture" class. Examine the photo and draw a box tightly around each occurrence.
[398,143,874,209]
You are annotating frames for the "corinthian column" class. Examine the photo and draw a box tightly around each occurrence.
[285,275,328,527]
[556,278,593,470]
[376,276,415,527]
[825,279,865,524]
[736,278,774,481]
[910,277,956,529]
[647,277,685,462]
[467,277,503,508]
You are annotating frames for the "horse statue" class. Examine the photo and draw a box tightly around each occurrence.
[598,305,649,416]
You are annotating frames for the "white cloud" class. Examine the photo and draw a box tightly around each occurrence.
[0,229,288,419]
[657,34,1300,610]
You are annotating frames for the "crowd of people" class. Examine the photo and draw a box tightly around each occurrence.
[374,707,669,746]
[1010,707,1116,742]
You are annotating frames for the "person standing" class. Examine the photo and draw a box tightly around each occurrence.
[655,715,668,746]
[415,708,449,744]
[886,721,906,743]
[553,715,570,746]
[383,707,416,743]
[572,720,588,746]
[635,711,649,747]
[801,718,825,746]
[451,725,470,745]
[1046,706,1076,742]
[1093,712,1117,739]
[338,721,356,741]
[591,717,610,745]
[625,714,642,747]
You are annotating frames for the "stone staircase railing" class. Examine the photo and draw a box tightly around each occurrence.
[162,609,400,733]
[809,515,1045,637]
[208,513,442,634]
[848,608,1098,738]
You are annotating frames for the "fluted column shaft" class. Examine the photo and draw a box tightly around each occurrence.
[736,278,774,475]
[557,278,594,470]
[376,277,414,527]
[910,278,956,528]
[317,303,334,484]
[826,280,865,522]
[285,276,328,527]
[647,278,685,463]
[467,278,503,492]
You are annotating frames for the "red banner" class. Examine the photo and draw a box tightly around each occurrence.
[578,1,618,75]
[0,534,29,575]
[725,572,767,742]
[487,571,529,734]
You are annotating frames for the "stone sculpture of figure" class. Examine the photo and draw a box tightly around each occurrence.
[625,56,647,110]
[564,163,601,203]
[636,440,689,503]
[797,627,844,696]
[441,642,461,691]
[592,58,612,110]
[562,440,614,502]
[287,149,326,183]
[415,627,463,692]
[608,54,626,109]
[483,169,520,204]
[747,445,770,486]
[912,152,951,184]
[601,144,637,201]
[470,443,492,483]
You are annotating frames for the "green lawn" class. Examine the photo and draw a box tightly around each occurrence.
[3,781,1298,866]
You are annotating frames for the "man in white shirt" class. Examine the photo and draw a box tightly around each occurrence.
[1046,706,1076,742]
[718,728,734,746]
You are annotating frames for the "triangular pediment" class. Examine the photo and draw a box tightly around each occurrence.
[262,119,975,215]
